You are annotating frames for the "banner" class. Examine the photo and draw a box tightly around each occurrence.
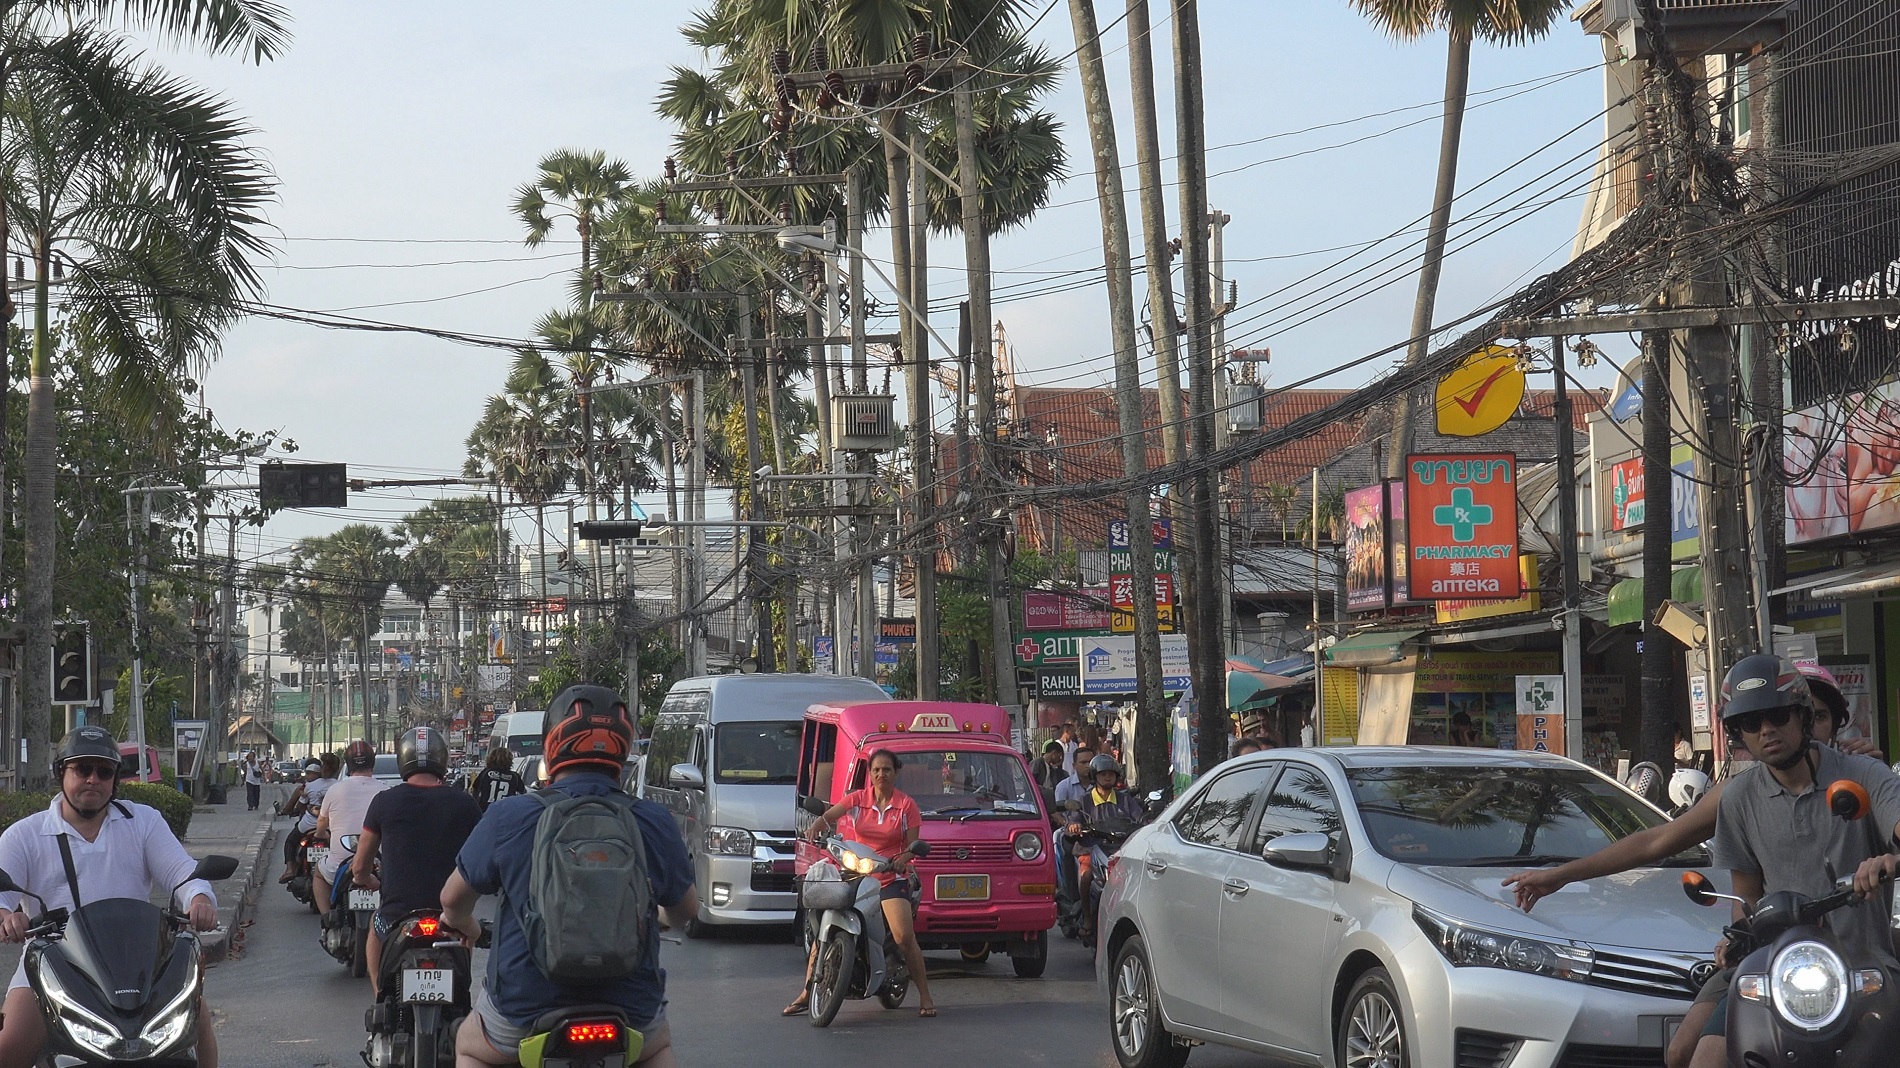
[1079,634,1191,694]
[1405,453,1522,600]
[1344,484,1389,611]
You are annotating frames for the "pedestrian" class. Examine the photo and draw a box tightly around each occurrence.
[1230,736,1266,760]
[1057,723,1079,777]
[1031,739,1066,799]
[470,748,526,811]
[241,752,264,811]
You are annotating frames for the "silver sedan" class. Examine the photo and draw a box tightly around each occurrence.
[1096,747,1728,1068]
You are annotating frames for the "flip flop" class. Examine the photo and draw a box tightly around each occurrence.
[781,999,809,1017]
[918,1007,938,1018]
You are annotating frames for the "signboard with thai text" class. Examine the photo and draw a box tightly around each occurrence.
[1609,456,1645,531]
[1405,453,1522,601]
[1023,590,1111,631]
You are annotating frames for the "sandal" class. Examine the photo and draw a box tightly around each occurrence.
[781,997,809,1017]
[918,1006,938,1018]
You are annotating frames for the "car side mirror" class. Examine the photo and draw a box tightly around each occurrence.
[194,855,240,882]
[669,763,706,789]
[1261,831,1333,870]
[337,834,360,852]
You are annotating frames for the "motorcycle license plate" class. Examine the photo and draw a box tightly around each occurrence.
[935,874,990,901]
[350,888,381,911]
[307,846,328,867]
[403,968,451,1003]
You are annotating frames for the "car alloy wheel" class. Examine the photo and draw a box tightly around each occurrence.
[1340,969,1407,1068]
[1110,935,1186,1068]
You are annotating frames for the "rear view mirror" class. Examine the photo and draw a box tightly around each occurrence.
[799,795,828,816]
[195,855,240,882]
[338,834,360,852]
[669,764,705,789]
[910,840,932,859]
[1681,871,1718,907]
[1261,832,1334,870]
[1827,780,1872,821]
[0,869,21,895]
[1062,799,1082,813]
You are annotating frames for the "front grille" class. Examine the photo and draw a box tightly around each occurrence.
[1586,949,1700,1000]
[755,833,798,856]
[1455,1029,1520,1068]
[1557,1045,1666,1068]
[750,872,795,893]
[916,842,1016,864]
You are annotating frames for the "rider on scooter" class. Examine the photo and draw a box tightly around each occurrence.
[1065,754,1143,940]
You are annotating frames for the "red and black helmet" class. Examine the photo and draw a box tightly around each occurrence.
[543,684,633,777]
[1719,654,1811,724]
[343,739,376,772]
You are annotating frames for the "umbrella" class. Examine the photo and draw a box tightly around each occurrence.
[1227,665,1298,708]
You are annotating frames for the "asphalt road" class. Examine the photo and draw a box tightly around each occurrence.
[210,864,1282,1067]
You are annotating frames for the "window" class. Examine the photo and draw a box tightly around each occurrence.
[714,722,802,784]
[1345,765,1674,866]
[1174,766,1277,851]
[798,721,839,799]
[883,749,1040,818]
[1253,764,1341,852]
[644,709,697,789]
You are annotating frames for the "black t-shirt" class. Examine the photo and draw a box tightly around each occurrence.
[472,768,527,811]
[363,781,483,924]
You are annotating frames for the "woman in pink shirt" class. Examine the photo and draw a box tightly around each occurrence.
[784,749,936,1018]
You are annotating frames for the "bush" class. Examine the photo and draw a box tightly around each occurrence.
[119,783,194,838]
[0,791,55,836]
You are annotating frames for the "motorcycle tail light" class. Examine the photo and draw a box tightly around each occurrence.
[565,1022,620,1045]
[415,959,438,970]
[415,917,441,937]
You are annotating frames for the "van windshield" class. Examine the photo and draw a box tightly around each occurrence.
[887,750,1040,819]
[714,722,801,784]
[509,736,544,757]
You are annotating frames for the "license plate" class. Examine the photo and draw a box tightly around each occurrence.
[350,888,381,911]
[1662,1016,1684,1049]
[307,846,328,866]
[403,968,451,1003]
[935,874,990,901]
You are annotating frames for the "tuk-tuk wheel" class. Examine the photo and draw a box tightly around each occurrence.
[959,944,991,964]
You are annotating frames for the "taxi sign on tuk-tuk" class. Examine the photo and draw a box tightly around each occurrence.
[909,712,956,732]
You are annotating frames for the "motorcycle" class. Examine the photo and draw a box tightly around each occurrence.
[1680,779,1899,1068]
[0,853,239,1066]
[319,833,377,978]
[285,830,324,911]
[796,796,935,1028]
[1058,790,1163,947]
[515,1007,643,1068]
[363,912,490,1068]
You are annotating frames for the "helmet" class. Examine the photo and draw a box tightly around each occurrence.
[543,684,633,777]
[1088,753,1121,777]
[397,726,449,779]
[1796,663,1851,732]
[1718,654,1810,724]
[343,740,375,772]
[303,758,322,772]
[1668,768,1711,809]
[54,726,121,779]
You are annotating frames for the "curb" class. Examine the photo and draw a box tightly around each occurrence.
[202,816,277,963]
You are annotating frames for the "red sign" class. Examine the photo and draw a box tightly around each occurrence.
[1609,457,1645,532]
[1405,453,1522,601]
[1023,590,1112,631]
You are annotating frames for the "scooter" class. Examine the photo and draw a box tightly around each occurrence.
[364,912,489,1068]
[0,854,239,1065]
[797,796,935,1028]
[1681,779,1900,1068]
[515,1007,643,1068]
[1057,811,1138,941]
[319,834,377,978]
[285,830,323,911]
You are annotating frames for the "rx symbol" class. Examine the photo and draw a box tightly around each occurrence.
[1432,488,1493,543]
[1014,637,1040,661]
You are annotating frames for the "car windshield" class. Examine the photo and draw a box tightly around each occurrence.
[1345,765,1698,867]
[373,754,399,778]
[714,722,801,784]
[510,736,544,756]
[886,750,1040,818]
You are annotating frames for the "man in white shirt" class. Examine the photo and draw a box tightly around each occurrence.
[314,741,389,916]
[0,727,219,1068]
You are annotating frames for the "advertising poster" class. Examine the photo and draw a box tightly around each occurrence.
[1344,484,1388,611]
[1781,386,1900,546]
[1023,590,1111,631]
[1388,481,1414,606]
[1609,456,1645,531]
[1405,453,1522,601]
[1514,676,1564,754]
[1821,657,1877,741]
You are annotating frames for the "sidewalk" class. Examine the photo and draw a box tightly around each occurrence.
[0,795,278,977]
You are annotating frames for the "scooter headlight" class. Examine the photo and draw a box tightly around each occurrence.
[1770,942,1848,1030]
[138,957,201,1052]
[39,969,123,1056]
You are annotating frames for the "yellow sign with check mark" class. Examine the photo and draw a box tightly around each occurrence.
[1435,346,1526,437]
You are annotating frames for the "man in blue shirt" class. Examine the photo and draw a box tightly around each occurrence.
[442,686,696,1068]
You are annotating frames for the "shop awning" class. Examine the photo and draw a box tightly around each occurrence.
[1809,563,1900,600]
[1324,629,1424,667]
[1607,566,1704,627]
[1769,566,1878,598]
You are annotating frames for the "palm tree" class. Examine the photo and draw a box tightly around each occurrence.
[513,149,634,308]
[4,27,277,787]
[1352,0,1574,477]
[305,526,398,748]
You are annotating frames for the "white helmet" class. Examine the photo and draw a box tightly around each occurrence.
[1668,768,1711,809]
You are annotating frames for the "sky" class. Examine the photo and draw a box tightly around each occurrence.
[126,0,1624,561]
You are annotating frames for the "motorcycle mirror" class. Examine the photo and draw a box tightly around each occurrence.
[1062,799,1082,812]
[1827,780,1872,822]
[194,855,240,882]
[799,796,828,816]
[910,840,932,859]
[0,869,21,895]
[338,834,360,852]
[1681,872,1719,907]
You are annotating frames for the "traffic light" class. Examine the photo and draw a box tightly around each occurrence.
[51,624,91,705]
[576,520,644,541]
[258,462,348,509]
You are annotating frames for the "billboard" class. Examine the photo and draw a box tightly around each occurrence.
[1023,590,1111,631]
[1609,456,1645,531]
[1344,484,1388,612]
[1405,453,1521,601]
[1780,387,1900,546]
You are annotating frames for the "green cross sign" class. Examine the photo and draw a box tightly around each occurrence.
[1432,488,1492,543]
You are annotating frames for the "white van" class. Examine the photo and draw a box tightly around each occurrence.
[487,710,545,761]
[644,673,890,934]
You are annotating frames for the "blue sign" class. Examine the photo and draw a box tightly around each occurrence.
[814,636,835,672]
[1108,518,1173,551]
[1610,381,1643,423]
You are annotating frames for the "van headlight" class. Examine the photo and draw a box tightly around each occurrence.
[1013,831,1044,861]
[1770,942,1848,1030]
[705,827,754,856]
[1413,905,1594,981]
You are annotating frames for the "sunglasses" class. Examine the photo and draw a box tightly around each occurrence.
[1730,706,1798,735]
[64,762,117,781]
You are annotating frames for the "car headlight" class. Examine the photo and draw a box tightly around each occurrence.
[705,827,754,856]
[1769,942,1847,1030]
[1013,831,1044,861]
[1413,906,1594,981]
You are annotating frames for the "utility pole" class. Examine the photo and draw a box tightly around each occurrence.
[1551,344,1585,759]
[909,118,939,699]
[1173,0,1229,776]
[954,72,1020,725]
[1068,0,1168,789]
[732,295,775,673]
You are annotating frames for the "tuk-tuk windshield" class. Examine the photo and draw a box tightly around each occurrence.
[888,749,1040,819]
[715,722,802,784]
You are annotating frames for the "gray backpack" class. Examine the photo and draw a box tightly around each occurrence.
[514,789,653,982]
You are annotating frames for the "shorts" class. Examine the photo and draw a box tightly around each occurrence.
[879,880,915,903]
[1702,992,1728,1039]
[472,989,664,1061]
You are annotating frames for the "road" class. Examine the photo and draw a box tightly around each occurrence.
[209,825,1282,1067]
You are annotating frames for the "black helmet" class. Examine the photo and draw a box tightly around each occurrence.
[544,684,633,777]
[1088,753,1121,777]
[397,726,449,779]
[1720,654,1811,723]
[54,725,121,778]
[343,740,375,772]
